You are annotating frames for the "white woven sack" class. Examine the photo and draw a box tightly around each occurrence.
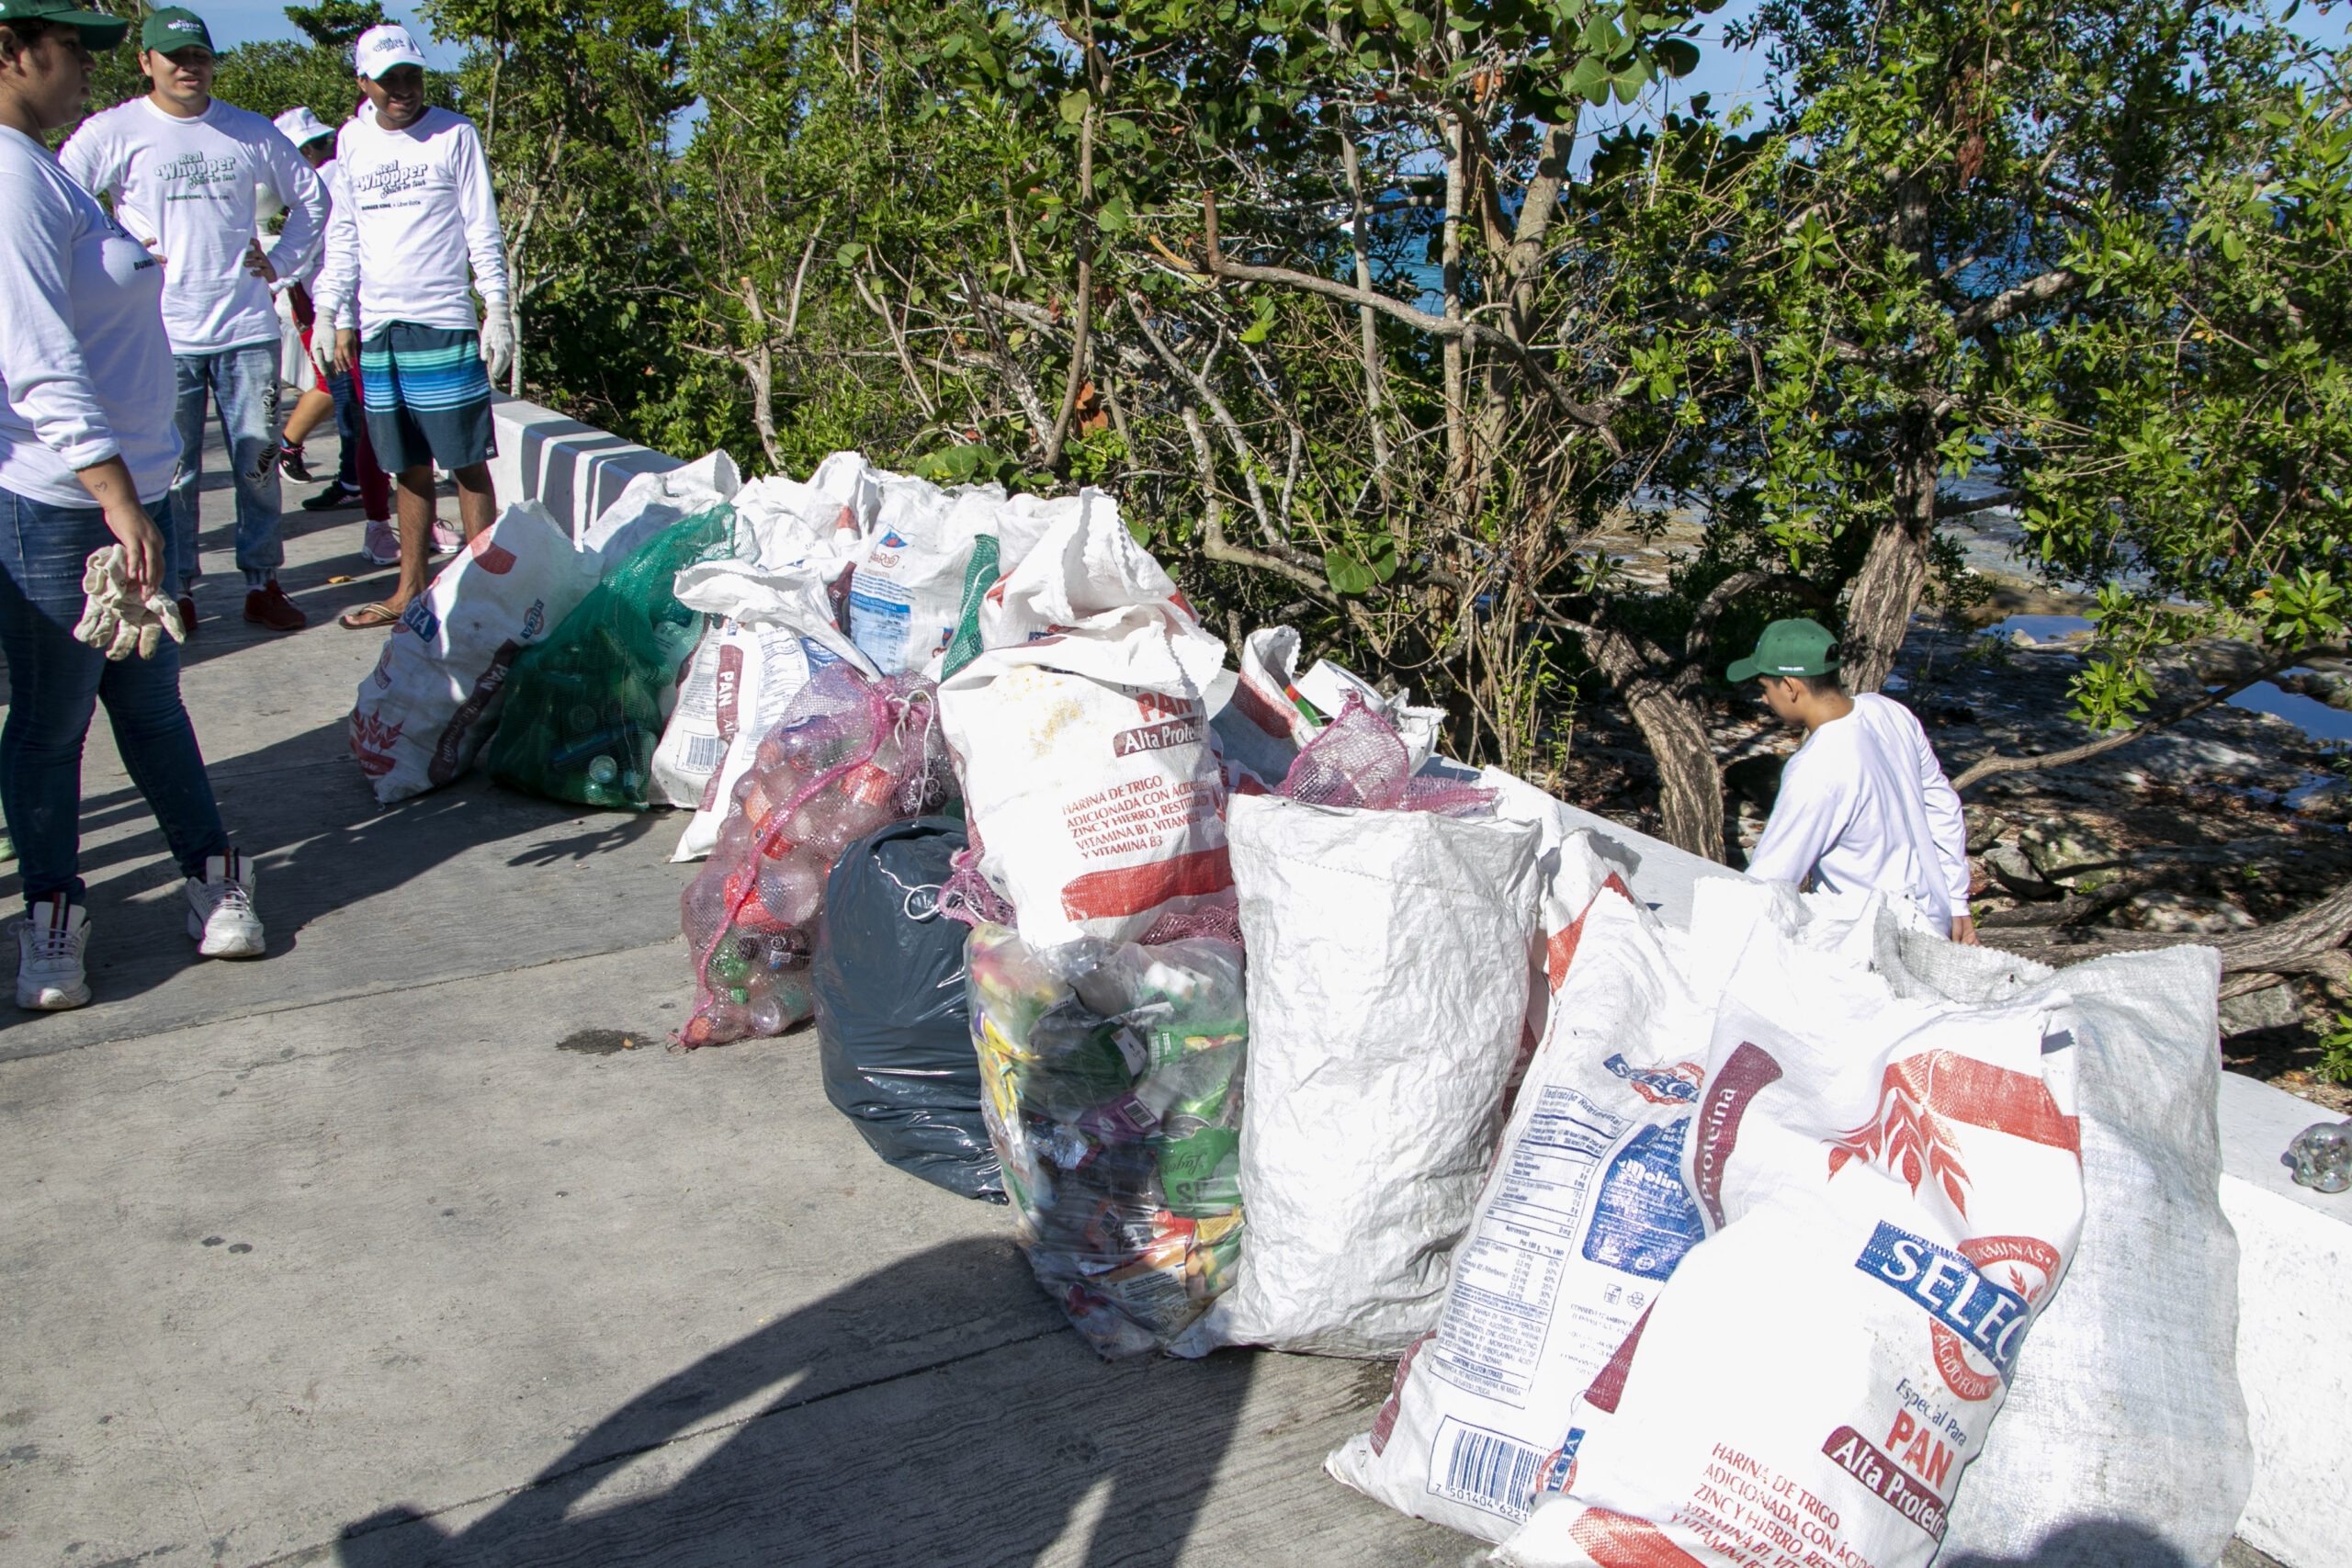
[1170,793,1542,1359]
[577,449,741,567]
[348,501,600,804]
[937,500,1230,951]
[1498,911,2086,1568]
[1327,852,1711,1535]
[1871,931,2250,1568]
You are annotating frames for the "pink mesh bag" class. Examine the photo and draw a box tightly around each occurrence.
[677,662,951,1047]
[1277,693,1494,816]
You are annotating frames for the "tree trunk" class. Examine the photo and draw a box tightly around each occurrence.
[1340,125,1393,515]
[1583,622,1726,862]
[1470,118,1577,508]
[1842,411,1939,694]
[1441,109,1467,513]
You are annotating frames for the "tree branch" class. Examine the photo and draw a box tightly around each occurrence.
[1951,267,2085,336]
[1184,191,1620,441]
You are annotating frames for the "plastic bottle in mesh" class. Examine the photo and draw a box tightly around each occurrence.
[1277,693,1495,816]
[678,662,950,1047]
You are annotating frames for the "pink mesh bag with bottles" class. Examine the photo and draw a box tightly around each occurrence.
[677,662,954,1046]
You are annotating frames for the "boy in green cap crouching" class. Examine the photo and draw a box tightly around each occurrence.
[1727,617,1976,944]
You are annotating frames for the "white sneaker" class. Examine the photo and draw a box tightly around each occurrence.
[363,517,401,566]
[186,852,266,959]
[17,898,90,1010]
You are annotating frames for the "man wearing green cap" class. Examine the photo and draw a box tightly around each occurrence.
[1727,617,1976,943]
[61,6,326,636]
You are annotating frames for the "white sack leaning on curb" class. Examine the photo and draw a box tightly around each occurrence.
[1170,790,1543,1358]
[937,492,1235,951]
[577,449,741,566]
[1874,930,2252,1567]
[1328,840,1712,1535]
[349,502,600,805]
[1491,890,2088,1568]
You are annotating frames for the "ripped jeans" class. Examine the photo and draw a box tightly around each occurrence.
[168,343,284,593]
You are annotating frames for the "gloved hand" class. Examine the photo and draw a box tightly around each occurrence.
[480,298,514,386]
[72,545,187,661]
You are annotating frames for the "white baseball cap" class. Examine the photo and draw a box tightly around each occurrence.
[353,23,427,80]
[273,106,333,148]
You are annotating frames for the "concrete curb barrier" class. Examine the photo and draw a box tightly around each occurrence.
[487,394,682,543]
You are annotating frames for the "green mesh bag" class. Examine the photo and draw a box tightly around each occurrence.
[487,504,741,808]
[938,533,1001,682]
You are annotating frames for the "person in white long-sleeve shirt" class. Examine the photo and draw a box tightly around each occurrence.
[314,23,512,633]
[1729,618,1978,943]
[60,6,325,634]
[0,0,267,1011]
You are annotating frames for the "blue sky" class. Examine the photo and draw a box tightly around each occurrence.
[189,0,463,66]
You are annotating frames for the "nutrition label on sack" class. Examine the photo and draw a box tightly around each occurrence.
[1430,1087,1628,1404]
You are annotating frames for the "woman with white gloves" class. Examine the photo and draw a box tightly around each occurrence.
[0,0,266,1010]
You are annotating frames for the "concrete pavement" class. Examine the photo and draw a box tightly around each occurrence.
[0,424,1474,1565]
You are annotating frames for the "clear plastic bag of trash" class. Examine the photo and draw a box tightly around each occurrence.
[966,922,1249,1357]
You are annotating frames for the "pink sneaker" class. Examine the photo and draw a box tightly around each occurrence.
[431,518,463,554]
[363,517,400,566]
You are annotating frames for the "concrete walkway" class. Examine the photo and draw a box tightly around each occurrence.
[0,423,1472,1565]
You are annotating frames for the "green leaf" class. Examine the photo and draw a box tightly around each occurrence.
[1325,548,1377,595]
[1238,292,1276,344]
[833,242,868,268]
[1095,194,1132,232]
[1059,88,1091,126]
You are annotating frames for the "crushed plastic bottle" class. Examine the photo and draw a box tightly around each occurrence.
[2285,1122,2352,1193]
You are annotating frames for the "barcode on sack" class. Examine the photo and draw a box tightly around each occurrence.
[680,733,728,773]
[1427,1416,1544,1521]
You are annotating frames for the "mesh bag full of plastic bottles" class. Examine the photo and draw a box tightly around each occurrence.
[965,922,1249,1358]
[487,504,741,809]
[678,662,953,1046]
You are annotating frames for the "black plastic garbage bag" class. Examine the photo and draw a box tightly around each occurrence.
[815,817,1002,1201]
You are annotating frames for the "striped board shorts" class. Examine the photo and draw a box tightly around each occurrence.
[358,321,496,475]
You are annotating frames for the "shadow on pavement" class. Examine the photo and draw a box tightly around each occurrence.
[0,714,668,1031]
[1944,1522,2203,1567]
[335,1238,1254,1568]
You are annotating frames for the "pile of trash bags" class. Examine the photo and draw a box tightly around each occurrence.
[340,445,2256,1567]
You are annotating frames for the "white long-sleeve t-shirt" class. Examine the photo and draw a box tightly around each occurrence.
[315,105,506,338]
[1745,693,1973,925]
[257,168,327,291]
[60,96,325,355]
[0,127,178,507]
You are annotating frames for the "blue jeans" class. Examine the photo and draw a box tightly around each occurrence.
[0,487,229,908]
[169,343,284,592]
[327,367,360,488]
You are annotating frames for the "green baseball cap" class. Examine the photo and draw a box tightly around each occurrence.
[1727,617,1842,682]
[139,5,210,52]
[0,0,131,49]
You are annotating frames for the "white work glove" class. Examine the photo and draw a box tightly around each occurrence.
[480,298,514,386]
[72,545,187,661]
